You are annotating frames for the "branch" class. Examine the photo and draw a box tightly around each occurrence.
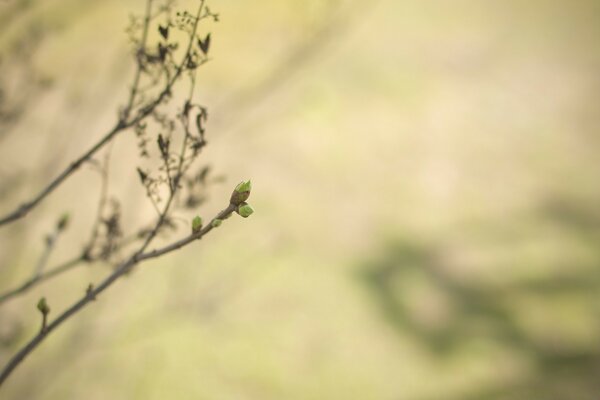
[0,256,86,305]
[0,150,109,306]
[0,0,240,388]
[0,0,213,304]
[0,0,207,228]
[0,200,238,387]
[0,215,72,304]
[0,122,123,227]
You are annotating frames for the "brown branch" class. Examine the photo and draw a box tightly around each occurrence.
[0,0,235,388]
[0,256,86,305]
[0,149,109,306]
[134,0,206,257]
[0,0,154,228]
[0,201,237,386]
[0,0,207,228]
[84,147,113,256]
[0,215,71,304]
[0,0,212,304]
[122,0,154,120]
[0,122,123,226]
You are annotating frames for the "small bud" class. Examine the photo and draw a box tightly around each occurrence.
[235,180,252,193]
[137,167,148,184]
[230,180,252,205]
[57,213,70,231]
[211,218,222,228]
[236,203,254,218]
[86,284,96,300]
[192,216,203,233]
[37,297,50,315]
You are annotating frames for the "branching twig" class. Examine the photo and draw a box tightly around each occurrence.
[0,200,238,386]
[0,256,87,305]
[0,0,256,390]
[0,0,207,228]
[0,149,110,305]
[0,0,213,304]
[0,214,69,303]
[85,146,113,257]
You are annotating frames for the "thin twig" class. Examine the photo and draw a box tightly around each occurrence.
[0,0,205,228]
[0,148,112,306]
[135,0,206,256]
[0,256,86,305]
[34,226,61,278]
[123,0,154,120]
[0,217,67,303]
[85,146,113,256]
[0,0,231,387]
[0,201,236,386]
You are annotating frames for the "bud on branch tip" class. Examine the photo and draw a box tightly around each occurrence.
[37,297,50,315]
[235,180,252,193]
[230,180,252,206]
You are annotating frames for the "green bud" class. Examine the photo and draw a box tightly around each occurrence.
[37,297,50,314]
[211,218,222,228]
[235,180,252,193]
[230,180,252,205]
[237,203,254,218]
[192,216,203,233]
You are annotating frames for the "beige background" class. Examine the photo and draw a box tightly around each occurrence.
[1,0,600,399]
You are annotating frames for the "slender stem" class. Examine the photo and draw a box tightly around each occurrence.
[0,147,110,306]
[39,313,48,334]
[0,0,219,387]
[135,0,206,255]
[0,256,86,305]
[86,146,113,255]
[35,228,61,278]
[0,0,206,229]
[0,202,236,386]
[0,0,205,304]
[123,0,154,119]
[0,123,123,227]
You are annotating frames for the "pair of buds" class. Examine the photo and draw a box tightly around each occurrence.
[229,180,254,218]
[191,180,254,234]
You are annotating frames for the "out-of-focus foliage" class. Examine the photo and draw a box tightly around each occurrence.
[1,0,600,399]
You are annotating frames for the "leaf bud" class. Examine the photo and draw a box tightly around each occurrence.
[192,216,203,233]
[230,180,251,205]
[37,297,50,315]
[236,202,254,218]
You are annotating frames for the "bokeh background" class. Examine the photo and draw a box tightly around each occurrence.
[1,0,600,399]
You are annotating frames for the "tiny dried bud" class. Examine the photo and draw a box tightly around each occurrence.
[86,284,96,300]
[57,213,70,231]
[137,167,148,184]
[192,216,203,233]
[37,297,50,315]
[236,202,254,218]
[211,218,222,228]
[230,180,251,205]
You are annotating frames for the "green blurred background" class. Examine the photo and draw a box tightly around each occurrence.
[1,0,600,399]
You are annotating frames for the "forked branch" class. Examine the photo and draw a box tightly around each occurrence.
[0,199,240,386]
[0,0,207,228]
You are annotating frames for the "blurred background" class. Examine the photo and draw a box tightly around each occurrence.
[1,0,600,399]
